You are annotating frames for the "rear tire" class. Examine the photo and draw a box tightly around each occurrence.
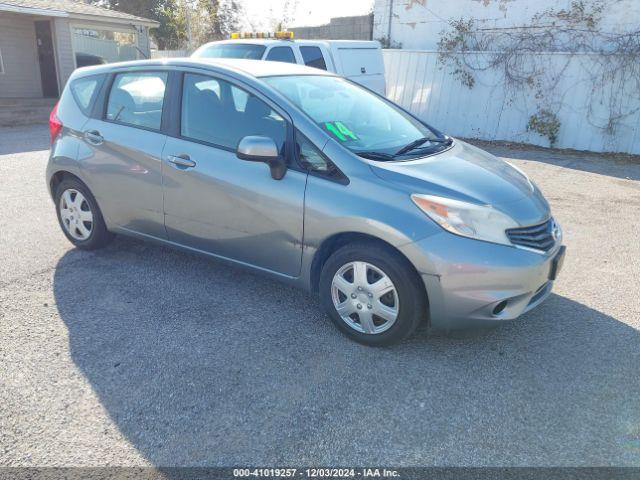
[55,177,114,250]
[319,241,427,346]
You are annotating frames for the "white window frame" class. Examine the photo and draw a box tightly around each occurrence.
[69,22,140,69]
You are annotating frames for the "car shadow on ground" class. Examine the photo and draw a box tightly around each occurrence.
[53,236,640,466]
[470,140,640,181]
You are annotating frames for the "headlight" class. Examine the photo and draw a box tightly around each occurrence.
[411,194,519,245]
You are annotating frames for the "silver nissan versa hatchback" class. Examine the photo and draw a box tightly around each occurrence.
[47,58,565,346]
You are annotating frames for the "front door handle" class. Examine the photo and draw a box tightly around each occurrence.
[84,130,103,145]
[167,154,196,168]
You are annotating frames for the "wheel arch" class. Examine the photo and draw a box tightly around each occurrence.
[309,232,429,306]
[49,171,105,225]
[49,170,85,199]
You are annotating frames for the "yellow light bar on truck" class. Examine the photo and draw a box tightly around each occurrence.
[230,31,294,40]
[275,31,294,39]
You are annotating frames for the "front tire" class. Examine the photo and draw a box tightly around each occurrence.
[319,241,427,346]
[55,177,113,250]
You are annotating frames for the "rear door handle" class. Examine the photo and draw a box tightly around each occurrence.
[167,154,196,168]
[84,130,103,145]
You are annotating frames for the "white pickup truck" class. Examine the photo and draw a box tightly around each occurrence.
[191,38,386,96]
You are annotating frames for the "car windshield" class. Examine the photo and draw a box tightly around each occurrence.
[264,75,447,159]
[192,43,266,60]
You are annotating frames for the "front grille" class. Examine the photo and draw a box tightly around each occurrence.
[506,218,556,252]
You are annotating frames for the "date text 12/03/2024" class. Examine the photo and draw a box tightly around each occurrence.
[233,468,400,478]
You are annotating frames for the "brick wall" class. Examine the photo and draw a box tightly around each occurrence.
[291,14,373,41]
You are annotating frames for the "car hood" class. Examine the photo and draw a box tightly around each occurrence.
[369,140,550,226]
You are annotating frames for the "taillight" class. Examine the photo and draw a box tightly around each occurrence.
[49,102,62,144]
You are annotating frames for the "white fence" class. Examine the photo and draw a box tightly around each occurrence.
[72,34,138,63]
[383,50,640,154]
[151,49,190,59]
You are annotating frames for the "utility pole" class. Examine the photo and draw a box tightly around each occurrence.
[184,0,193,51]
[387,0,393,47]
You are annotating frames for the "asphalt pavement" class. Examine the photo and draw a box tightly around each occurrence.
[1,125,639,467]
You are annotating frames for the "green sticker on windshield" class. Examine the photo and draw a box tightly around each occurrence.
[324,121,358,142]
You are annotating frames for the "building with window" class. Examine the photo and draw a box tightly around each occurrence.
[0,0,158,99]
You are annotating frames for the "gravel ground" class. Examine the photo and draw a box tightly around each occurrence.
[1,125,639,467]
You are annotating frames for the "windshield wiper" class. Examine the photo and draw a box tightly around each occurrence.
[355,151,397,161]
[395,136,452,156]
[355,137,453,162]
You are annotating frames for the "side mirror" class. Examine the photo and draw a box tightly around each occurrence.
[236,135,287,180]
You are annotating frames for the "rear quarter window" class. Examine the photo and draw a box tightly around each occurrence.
[70,75,104,115]
[300,46,327,70]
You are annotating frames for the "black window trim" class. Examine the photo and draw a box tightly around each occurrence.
[89,73,110,119]
[295,130,349,185]
[101,68,171,134]
[168,68,303,171]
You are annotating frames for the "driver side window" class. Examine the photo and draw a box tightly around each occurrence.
[181,73,286,153]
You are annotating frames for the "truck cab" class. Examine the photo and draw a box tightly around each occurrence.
[192,37,386,96]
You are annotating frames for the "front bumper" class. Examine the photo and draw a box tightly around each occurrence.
[399,232,565,329]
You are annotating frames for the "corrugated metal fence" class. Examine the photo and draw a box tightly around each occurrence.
[151,49,190,58]
[383,50,640,154]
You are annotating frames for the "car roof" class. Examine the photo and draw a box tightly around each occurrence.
[202,39,292,46]
[193,58,335,77]
[72,57,336,79]
[198,39,381,47]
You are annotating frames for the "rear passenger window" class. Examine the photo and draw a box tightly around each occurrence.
[70,76,102,114]
[106,72,167,130]
[181,73,286,152]
[300,46,327,70]
[265,47,296,63]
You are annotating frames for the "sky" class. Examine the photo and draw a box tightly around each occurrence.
[240,0,375,30]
